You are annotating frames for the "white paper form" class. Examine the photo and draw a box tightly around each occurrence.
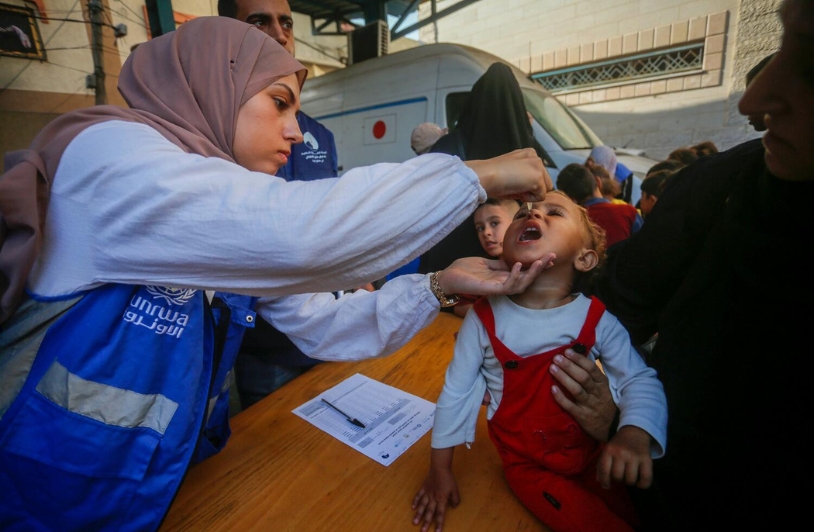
[293,373,435,466]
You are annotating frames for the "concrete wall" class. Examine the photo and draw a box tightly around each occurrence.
[0,0,365,165]
[418,0,782,160]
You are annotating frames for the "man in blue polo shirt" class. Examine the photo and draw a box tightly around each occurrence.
[219,0,339,407]
[219,0,338,182]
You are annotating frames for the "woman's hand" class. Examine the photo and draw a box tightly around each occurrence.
[464,148,553,202]
[549,349,618,442]
[436,255,555,297]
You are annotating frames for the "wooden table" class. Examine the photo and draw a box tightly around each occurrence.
[160,313,546,532]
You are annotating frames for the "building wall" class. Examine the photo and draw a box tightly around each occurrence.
[418,0,782,160]
[0,0,375,165]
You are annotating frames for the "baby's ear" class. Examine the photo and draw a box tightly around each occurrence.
[574,248,598,272]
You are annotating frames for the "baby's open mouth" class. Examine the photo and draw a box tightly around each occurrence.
[519,227,541,241]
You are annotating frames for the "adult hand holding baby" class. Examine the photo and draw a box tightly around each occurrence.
[435,253,556,299]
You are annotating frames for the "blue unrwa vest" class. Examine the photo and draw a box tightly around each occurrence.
[275,111,338,181]
[0,283,256,531]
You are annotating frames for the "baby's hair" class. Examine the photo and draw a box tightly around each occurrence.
[548,190,607,292]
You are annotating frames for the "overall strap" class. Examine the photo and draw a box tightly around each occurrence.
[473,296,497,343]
[571,296,606,356]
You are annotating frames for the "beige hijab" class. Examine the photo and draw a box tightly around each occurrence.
[0,16,306,324]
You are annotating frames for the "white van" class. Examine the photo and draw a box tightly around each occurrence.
[300,43,655,205]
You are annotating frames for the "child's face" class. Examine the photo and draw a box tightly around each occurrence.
[501,194,590,270]
[474,204,516,257]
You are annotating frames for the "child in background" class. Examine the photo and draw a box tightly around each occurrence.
[585,162,626,205]
[474,198,522,257]
[411,192,667,532]
[451,198,522,318]
[557,163,643,247]
[639,169,674,218]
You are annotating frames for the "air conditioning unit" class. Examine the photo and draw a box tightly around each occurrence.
[348,20,389,65]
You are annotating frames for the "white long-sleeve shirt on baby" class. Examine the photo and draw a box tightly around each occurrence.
[431,294,667,458]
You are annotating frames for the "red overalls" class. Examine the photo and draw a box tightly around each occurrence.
[474,296,639,532]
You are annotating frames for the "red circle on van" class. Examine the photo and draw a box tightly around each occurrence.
[373,121,386,139]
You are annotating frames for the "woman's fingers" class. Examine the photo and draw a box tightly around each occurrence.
[466,148,553,201]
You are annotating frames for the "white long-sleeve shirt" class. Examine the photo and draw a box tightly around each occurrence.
[432,294,668,458]
[28,120,487,362]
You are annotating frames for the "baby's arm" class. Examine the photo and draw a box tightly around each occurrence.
[592,312,668,490]
[597,425,653,489]
[412,447,459,532]
[411,310,490,531]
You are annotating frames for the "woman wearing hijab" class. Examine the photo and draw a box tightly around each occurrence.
[418,62,549,279]
[0,18,554,531]
[587,145,618,177]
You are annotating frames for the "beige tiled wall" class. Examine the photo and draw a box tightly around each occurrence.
[532,11,729,106]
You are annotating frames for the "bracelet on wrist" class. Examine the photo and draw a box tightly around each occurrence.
[429,271,461,307]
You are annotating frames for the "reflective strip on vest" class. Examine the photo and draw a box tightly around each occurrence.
[206,369,234,420]
[35,360,178,434]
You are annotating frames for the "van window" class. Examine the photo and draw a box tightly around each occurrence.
[522,88,601,150]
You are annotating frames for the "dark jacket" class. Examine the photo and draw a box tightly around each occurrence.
[592,138,813,529]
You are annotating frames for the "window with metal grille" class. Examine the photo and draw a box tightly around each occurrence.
[531,42,704,93]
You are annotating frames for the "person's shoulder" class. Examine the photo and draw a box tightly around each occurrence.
[618,202,639,214]
[69,120,173,154]
[583,197,608,207]
[78,119,157,135]
[685,138,764,174]
[663,138,765,197]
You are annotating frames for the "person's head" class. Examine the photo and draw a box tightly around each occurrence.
[219,0,295,56]
[586,145,617,177]
[411,122,446,155]
[744,53,775,132]
[647,158,682,176]
[473,198,522,257]
[120,17,306,175]
[453,62,544,160]
[739,0,814,181]
[502,191,606,290]
[639,169,673,217]
[556,163,599,205]
[667,147,699,166]
[690,141,719,158]
[586,162,621,200]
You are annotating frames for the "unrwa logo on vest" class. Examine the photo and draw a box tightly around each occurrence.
[124,287,194,339]
[303,131,319,151]
[145,286,197,306]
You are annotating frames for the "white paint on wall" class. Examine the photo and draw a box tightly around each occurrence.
[418,0,781,160]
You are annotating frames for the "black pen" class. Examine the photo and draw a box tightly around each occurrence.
[321,398,366,428]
